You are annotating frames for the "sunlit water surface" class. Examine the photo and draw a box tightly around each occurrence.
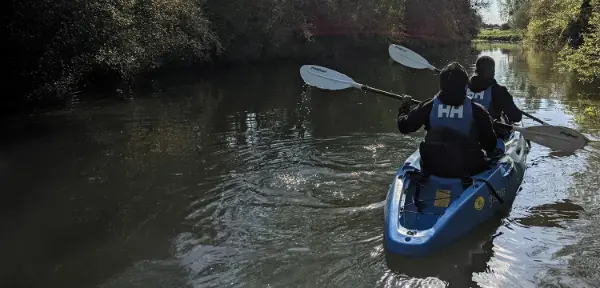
[2,43,600,288]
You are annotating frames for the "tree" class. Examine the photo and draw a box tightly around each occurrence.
[499,0,531,29]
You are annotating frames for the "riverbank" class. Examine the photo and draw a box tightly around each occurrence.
[4,0,486,118]
[1,34,477,119]
[474,29,523,43]
[0,36,445,118]
[499,0,599,83]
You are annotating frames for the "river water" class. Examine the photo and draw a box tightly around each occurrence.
[2,43,600,288]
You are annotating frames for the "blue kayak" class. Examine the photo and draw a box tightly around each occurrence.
[384,129,530,257]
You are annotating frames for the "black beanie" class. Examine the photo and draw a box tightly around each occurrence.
[475,56,495,75]
[439,62,468,93]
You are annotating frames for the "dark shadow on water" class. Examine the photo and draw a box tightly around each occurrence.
[384,210,511,288]
[515,200,583,229]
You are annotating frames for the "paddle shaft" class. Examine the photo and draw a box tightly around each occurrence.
[363,86,583,150]
[428,65,544,125]
[365,86,520,130]
[301,64,586,151]
[363,84,533,127]
[495,121,525,131]
[360,85,420,104]
[301,64,586,150]
[388,45,549,125]
[519,110,548,125]
[362,83,537,128]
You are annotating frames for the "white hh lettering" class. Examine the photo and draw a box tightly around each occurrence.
[467,90,485,100]
[438,104,463,118]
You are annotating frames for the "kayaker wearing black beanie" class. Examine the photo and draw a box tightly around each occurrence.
[397,62,498,178]
[468,56,522,137]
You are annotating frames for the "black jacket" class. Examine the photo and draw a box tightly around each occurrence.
[468,75,522,123]
[397,91,497,155]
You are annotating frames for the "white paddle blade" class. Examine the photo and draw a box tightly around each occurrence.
[388,44,437,71]
[299,65,361,91]
[517,125,588,152]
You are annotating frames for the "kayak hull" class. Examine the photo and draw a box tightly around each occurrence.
[384,130,529,257]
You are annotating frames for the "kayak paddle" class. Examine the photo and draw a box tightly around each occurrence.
[388,44,441,72]
[299,65,419,104]
[388,44,553,126]
[300,65,588,152]
[497,123,587,153]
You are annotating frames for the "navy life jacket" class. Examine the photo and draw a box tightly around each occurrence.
[466,86,492,111]
[429,95,473,137]
[421,95,484,178]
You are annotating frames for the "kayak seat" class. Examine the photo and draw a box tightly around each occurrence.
[398,135,516,231]
[400,163,504,231]
[399,174,468,231]
[407,173,477,213]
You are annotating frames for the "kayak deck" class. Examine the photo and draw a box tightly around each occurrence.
[384,130,530,257]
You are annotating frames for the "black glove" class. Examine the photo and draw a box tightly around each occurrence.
[398,106,409,118]
[397,98,413,117]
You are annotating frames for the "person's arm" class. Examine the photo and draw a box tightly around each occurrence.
[397,99,433,134]
[472,102,498,153]
[494,85,522,123]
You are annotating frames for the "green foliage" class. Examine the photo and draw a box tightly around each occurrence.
[7,0,219,102]
[500,0,600,82]
[558,1,600,82]
[499,0,531,30]
[574,101,600,125]
[403,0,484,42]
[472,41,523,51]
[525,0,581,50]
[96,0,219,77]
[475,29,523,41]
[5,0,485,111]
[203,0,406,60]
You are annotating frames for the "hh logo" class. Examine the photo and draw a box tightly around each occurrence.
[467,90,485,100]
[438,104,463,118]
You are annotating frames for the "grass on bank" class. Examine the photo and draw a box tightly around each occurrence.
[475,29,523,42]
[472,41,523,52]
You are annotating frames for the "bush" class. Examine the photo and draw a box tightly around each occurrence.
[558,1,600,82]
[6,0,219,103]
[525,0,581,50]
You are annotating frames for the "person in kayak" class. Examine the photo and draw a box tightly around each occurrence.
[467,56,522,138]
[397,62,499,178]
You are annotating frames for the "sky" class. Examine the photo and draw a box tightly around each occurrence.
[480,0,504,24]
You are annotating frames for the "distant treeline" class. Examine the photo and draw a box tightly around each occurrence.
[481,23,512,30]
[500,0,600,82]
[4,0,487,113]
[476,28,522,42]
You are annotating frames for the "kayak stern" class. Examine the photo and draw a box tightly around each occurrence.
[384,131,529,257]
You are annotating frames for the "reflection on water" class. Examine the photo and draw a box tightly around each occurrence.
[2,43,600,288]
[515,200,583,229]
